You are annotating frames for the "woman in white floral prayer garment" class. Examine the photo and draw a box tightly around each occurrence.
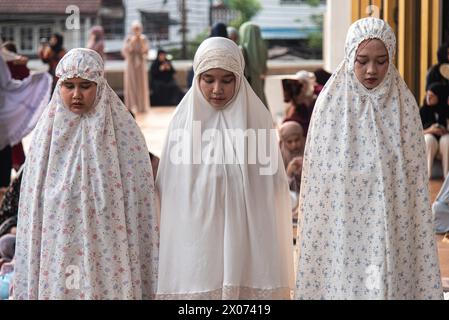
[295,18,443,299]
[13,48,159,299]
[156,37,294,299]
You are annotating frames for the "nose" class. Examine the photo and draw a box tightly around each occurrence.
[73,86,82,99]
[366,62,376,75]
[212,82,223,94]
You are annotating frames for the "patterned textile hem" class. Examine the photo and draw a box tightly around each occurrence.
[156,286,291,300]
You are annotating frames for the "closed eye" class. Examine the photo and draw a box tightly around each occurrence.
[63,83,74,89]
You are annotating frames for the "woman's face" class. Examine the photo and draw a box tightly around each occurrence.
[132,25,142,36]
[49,35,58,46]
[60,77,97,115]
[426,90,439,106]
[199,68,236,110]
[284,134,303,154]
[354,39,389,89]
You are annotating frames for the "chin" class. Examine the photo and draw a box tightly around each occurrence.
[210,102,227,110]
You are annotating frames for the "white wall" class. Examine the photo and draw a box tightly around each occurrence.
[323,0,351,72]
[252,0,326,31]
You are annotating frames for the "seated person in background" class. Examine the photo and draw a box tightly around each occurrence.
[149,152,159,181]
[426,43,449,90]
[279,121,305,223]
[150,49,184,106]
[0,234,15,300]
[0,166,22,238]
[282,73,316,138]
[313,67,332,95]
[420,82,449,178]
[432,173,449,234]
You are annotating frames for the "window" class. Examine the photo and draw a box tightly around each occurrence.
[140,11,170,41]
[20,27,33,51]
[100,2,125,39]
[0,26,14,42]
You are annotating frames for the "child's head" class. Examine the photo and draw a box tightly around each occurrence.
[426,89,439,107]
[425,83,449,107]
[354,38,389,90]
[199,68,236,110]
[0,234,15,262]
[280,121,305,154]
[55,48,104,115]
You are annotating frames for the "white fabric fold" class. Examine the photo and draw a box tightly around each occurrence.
[156,37,294,299]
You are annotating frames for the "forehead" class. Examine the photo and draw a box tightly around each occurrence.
[356,39,388,56]
[62,77,94,84]
[286,133,301,140]
[202,68,235,77]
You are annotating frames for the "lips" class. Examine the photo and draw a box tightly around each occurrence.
[365,78,378,84]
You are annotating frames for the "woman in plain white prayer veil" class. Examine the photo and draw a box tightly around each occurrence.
[13,48,159,299]
[156,37,294,299]
[295,18,443,300]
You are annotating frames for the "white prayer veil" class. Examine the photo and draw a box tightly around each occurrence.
[295,18,442,300]
[14,48,159,299]
[156,37,294,299]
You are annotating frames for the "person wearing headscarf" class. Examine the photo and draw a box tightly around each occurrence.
[295,18,443,299]
[426,43,449,90]
[279,121,304,228]
[150,49,184,106]
[432,173,449,234]
[0,42,52,188]
[239,22,268,108]
[0,234,15,264]
[87,26,105,60]
[420,82,449,178]
[279,121,304,192]
[13,48,159,300]
[0,234,15,300]
[227,26,239,44]
[122,21,151,113]
[210,22,228,38]
[156,37,294,299]
[282,73,316,138]
[38,33,67,91]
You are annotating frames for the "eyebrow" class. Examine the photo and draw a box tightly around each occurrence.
[357,54,388,58]
[202,73,235,79]
[63,81,93,85]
